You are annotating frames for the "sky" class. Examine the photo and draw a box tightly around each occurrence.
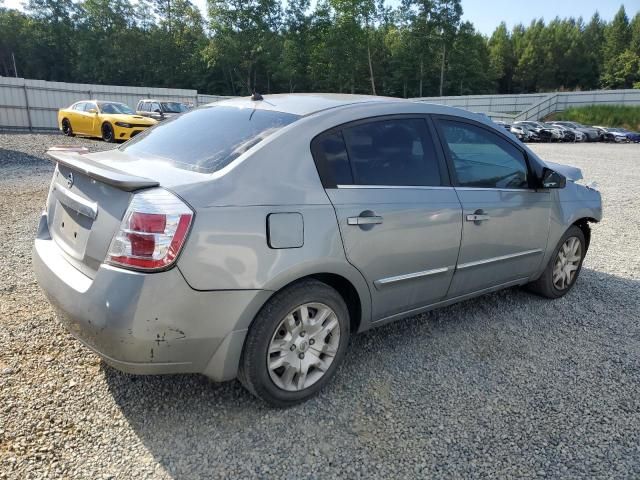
[3,0,638,36]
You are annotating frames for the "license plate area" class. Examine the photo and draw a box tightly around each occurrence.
[51,201,93,260]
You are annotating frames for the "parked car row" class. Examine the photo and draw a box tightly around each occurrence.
[57,99,190,142]
[494,119,640,144]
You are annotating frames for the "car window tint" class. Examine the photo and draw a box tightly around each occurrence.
[73,102,86,111]
[151,103,161,112]
[120,105,300,173]
[83,103,95,112]
[341,119,441,186]
[439,120,529,189]
[312,131,353,186]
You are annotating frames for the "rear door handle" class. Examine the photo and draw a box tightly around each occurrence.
[347,215,383,226]
[466,214,490,222]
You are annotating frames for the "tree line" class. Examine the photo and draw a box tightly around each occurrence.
[0,0,638,98]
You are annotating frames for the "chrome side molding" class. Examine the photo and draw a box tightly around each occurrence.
[375,267,449,289]
[456,249,542,270]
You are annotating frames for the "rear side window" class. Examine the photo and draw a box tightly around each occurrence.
[311,132,353,186]
[73,102,86,111]
[120,106,300,173]
[438,119,529,189]
[312,118,442,187]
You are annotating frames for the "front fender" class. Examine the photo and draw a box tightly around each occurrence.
[534,183,602,279]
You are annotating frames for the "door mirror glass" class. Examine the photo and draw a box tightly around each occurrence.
[541,168,566,189]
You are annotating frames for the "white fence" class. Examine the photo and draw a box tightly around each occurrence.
[2,76,640,130]
[0,77,229,130]
[414,89,640,121]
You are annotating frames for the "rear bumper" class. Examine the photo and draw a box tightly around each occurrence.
[33,214,270,380]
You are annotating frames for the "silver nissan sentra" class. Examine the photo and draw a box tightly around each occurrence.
[33,94,602,406]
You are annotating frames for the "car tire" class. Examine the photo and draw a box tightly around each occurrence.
[61,118,74,137]
[238,279,350,407]
[101,122,115,143]
[527,225,586,299]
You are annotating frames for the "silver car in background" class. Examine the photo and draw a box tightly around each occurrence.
[34,94,602,406]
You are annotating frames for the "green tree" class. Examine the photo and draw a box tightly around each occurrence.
[602,5,632,88]
[488,22,515,93]
[206,0,282,94]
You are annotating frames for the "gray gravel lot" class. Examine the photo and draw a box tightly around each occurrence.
[1,134,639,479]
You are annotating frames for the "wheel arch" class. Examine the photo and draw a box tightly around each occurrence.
[572,217,597,252]
[260,268,371,335]
[202,269,371,382]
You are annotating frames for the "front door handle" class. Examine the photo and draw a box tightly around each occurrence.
[466,209,490,224]
[347,215,383,226]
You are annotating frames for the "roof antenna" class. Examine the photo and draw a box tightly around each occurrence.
[251,90,263,101]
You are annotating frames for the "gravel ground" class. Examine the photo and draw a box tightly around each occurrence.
[0,134,639,479]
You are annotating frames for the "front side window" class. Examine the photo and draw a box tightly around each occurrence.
[161,102,188,113]
[438,120,529,189]
[120,105,300,173]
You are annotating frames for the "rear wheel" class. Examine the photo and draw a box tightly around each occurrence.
[61,118,74,137]
[238,279,350,407]
[101,122,115,143]
[527,225,586,299]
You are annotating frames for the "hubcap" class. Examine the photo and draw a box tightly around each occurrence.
[267,302,340,392]
[553,236,582,290]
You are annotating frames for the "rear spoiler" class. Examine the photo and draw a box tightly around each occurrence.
[46,148,159,192]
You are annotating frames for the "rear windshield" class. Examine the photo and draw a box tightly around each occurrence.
[119,105,300,173]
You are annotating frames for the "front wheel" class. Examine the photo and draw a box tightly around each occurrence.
[527,225,586,299]
[101,122,115,143]
[238,279,350,407]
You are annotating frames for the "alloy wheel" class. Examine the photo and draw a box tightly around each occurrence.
[102,124,113,142]
[267,302,340,392]
[553,236,582,290]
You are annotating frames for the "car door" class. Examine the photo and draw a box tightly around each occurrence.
[433,116,551,297]
[313,116,463,321]
[149,102,163,121]
[67,102,87,134]
[84,102,100,136]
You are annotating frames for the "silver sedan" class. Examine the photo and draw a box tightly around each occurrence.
[34,94,602,406]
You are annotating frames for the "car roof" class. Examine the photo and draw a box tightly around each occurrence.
[208,93,409,117]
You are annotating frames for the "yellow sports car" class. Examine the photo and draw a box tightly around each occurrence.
[58,100,157,142]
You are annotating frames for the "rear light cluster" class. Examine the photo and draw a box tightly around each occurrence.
[106,188,193,271]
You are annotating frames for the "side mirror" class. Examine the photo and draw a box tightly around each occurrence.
[541,168,566,189]
[154,108,162,114]
[87,108,98,114]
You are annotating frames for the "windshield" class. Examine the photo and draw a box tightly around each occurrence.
[120,105,300,173]
[100,102,135,115]
[161,102,188,113]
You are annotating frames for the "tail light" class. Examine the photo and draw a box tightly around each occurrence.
[106,188,193,271]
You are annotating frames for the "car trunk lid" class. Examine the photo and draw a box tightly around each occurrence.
[46,149,160,278]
